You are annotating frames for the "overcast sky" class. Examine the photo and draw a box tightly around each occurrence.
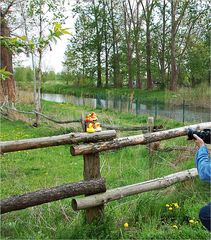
[43,14,75,73]
[19,1,75,73]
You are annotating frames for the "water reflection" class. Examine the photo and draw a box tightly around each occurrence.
[41,93,210,122]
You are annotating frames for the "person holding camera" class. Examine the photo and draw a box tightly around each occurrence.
[193,134,211,231]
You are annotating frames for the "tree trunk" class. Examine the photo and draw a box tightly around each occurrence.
[130,0,142,89]
[104,22,109,87]
[0,16,16,103]
[135,40,142,89]
[160,0,166,88]
[93,0,102,88]
[146,21,153,90]
[123,2,133,89]
[127,46,133,88]
[110,1,121,87]
[102,0,109,87]
[97,46,102,87]
[141,0,153,90]
[170,0,177,91]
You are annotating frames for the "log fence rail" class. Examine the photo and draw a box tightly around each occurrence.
[1,121,211,223]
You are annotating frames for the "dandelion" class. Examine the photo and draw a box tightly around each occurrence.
[172,224,178,229]
[189,219,194,224]
[174,203,180,208]
[168,207,173,211]
[124,222,129,228]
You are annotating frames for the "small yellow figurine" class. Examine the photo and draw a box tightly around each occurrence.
[95,122,102,132]
[86,123,95,133]
[85,112,102,133]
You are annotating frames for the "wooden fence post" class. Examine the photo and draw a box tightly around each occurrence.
[147,117,154,154]
[83,153,104,223]
[81,112,104,223]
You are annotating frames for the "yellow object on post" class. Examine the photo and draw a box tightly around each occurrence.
[86,123,96,133]
[95,122,102,132]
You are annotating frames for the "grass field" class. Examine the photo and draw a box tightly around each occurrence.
[1,100,210,239]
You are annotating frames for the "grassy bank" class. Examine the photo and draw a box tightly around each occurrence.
[1,101,210,239]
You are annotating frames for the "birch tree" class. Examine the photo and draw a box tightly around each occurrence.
[19,0,69,125]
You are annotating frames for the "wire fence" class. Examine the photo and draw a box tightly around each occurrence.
[41,93,211,123]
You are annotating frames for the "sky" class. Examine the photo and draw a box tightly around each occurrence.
[42,15,75,73]
[18,1,76,73]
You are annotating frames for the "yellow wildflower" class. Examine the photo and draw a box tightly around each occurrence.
[172,224,178,229]
[189,219,194,224]
[166,204,170,207]
[124,222,129,228]
[174,203,180,208]
[168,207,173,211]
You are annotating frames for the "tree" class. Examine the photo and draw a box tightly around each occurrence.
[123,0,134,88]
[108,0,122,87]
[140,0,157,90]
[19,0,69,125]
[128,0,143,89]
[64,0,210,90]
[0,0,17,104]
[92,0,103,87]
[170,0,189,91]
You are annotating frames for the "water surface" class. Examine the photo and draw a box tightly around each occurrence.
[41,93,210,123]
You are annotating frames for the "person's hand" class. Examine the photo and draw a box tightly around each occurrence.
[193,134,205,148]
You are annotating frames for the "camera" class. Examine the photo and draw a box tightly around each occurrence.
[187,128,211,144]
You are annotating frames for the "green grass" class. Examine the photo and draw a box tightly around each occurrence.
[1,101,210,239]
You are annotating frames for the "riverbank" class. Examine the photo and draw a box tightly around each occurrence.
[17,81,211,109]
[1,100,210,239]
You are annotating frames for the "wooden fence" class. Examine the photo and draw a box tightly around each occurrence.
[1,121,211,223]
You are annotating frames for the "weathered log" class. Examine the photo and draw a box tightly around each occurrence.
[2,106,34,115]
[70,122,211,155]
[72,168,197,210]
[2,106,81,124]
[0,178,106,214]
[0,130,116,153]
[34,111,81,124]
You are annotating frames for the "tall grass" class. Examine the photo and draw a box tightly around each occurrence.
[177,83,211,108]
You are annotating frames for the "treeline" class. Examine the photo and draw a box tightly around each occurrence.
[15,67,56,83]
[64,0,210,90]
[14,67,72,84]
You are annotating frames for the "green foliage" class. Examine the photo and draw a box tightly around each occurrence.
[42,70,57,83]
[0,67,13,80]
[0,36,30,53]
[14,67,34,82]
[186,42,210,87]
[63,0,209,89]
